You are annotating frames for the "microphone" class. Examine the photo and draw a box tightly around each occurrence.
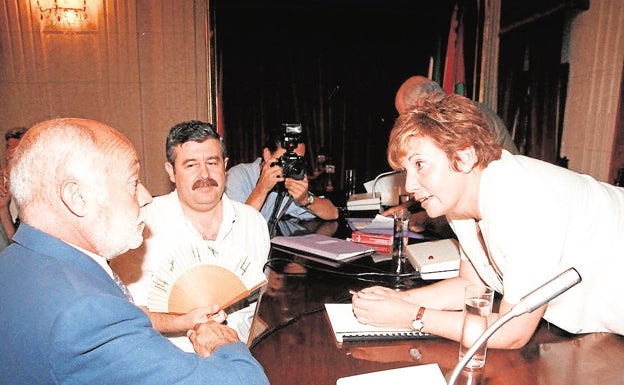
[371,170,402,198]
[447,267,582,385]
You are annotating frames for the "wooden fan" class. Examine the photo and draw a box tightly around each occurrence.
[147,243,267,314]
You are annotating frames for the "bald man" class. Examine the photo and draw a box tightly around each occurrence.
[395,76,519,154]
[0,118,269,385]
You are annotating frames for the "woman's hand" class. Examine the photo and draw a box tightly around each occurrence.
[351,287,418,329]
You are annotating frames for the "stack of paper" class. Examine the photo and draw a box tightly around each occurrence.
[346,192,381,212]
[347,215,424,239]
[336,364,447,385]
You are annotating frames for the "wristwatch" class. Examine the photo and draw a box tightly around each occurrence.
[302,192,314,208]
[411,306,426,332]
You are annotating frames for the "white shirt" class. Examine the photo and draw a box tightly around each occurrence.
[451,150,624,335]
[117,191,270,350]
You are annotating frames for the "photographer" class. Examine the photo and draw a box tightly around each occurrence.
[225,126,339,227]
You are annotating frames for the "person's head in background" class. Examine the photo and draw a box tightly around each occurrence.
[164,120,228,212]
[3,127,28,169]
[10,118,152,259]
[262,129,306,162]
[394,75,446,114]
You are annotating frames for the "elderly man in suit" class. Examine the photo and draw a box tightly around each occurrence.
[0,118,269,385]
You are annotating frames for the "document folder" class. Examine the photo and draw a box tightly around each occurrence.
[271,234,375,265]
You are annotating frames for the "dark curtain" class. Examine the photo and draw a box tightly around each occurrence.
[497,0,588,165]
[213,1,455,194]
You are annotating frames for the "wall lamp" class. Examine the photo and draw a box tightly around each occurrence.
[34,0,88,27]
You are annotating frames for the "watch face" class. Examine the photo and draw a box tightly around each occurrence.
[412,319,424,331]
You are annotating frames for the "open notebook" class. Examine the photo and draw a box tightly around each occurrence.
[324,303,432,343]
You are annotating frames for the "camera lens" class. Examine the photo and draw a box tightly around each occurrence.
[280,152,306,180]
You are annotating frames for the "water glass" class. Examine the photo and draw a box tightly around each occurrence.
[392,209,410,275]
[344,169,356,198]
[459,284,494,369]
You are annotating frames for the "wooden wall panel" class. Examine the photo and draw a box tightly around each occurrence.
[562,0,624,181]
[0,0,212,196]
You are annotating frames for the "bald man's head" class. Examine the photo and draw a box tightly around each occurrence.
[394,76,445,114]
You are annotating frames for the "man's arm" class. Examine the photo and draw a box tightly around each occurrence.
[285,177,339,220]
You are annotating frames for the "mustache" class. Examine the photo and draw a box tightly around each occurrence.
[192,177,219,190]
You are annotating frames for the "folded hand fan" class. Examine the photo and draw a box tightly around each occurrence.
[147,242,267,314]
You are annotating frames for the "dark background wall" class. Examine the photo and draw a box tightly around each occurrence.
[213,0,455,192]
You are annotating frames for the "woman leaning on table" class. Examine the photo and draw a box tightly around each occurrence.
[351,93,624,349]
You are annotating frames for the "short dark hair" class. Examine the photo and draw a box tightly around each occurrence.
[263,130,283,153]
[4,126,28,143]
[262,127,307,154]
[165,120,226,164]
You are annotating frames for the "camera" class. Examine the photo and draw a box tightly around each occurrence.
[272,123,306,180]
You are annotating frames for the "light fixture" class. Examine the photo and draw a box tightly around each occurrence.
[35,0,87,27]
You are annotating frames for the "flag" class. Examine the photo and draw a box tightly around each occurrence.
[442,1,466,95]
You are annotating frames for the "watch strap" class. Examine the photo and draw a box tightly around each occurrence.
[412,306,426,331]
[302,192,314,207]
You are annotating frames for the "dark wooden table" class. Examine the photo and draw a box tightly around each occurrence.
[247,247,624,385]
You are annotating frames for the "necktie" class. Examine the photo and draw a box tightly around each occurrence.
[111,270,134,303]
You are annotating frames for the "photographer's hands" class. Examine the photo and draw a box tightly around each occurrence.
[284,176,309,205]
[259,157,284,191]
[245,157,284,211]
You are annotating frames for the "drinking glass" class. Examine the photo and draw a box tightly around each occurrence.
[392,209,410,275]
[459,284,494,369]
[344,169,356,199]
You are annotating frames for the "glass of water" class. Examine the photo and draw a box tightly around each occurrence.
[459,284,494,369]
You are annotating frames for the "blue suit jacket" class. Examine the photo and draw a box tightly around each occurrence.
[0,224,269,385]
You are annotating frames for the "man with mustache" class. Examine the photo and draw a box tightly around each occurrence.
[111,120,270,352]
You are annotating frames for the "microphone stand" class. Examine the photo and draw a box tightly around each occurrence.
[446,268,582,385]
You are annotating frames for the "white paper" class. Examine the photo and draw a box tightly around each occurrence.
[336,364,447,385]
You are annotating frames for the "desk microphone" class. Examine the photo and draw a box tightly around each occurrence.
[371,170,402,198]
[447,267,582,385]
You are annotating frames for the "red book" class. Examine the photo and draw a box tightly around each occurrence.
[351,230,393,246]
[362,242,392,254]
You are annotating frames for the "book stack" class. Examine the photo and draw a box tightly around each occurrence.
[346,192,381,212]
[350,230,392,254]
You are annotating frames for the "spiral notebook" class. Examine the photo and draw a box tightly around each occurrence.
[324,303,432,344]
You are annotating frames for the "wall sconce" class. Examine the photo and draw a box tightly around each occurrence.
[34,0,88,28]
